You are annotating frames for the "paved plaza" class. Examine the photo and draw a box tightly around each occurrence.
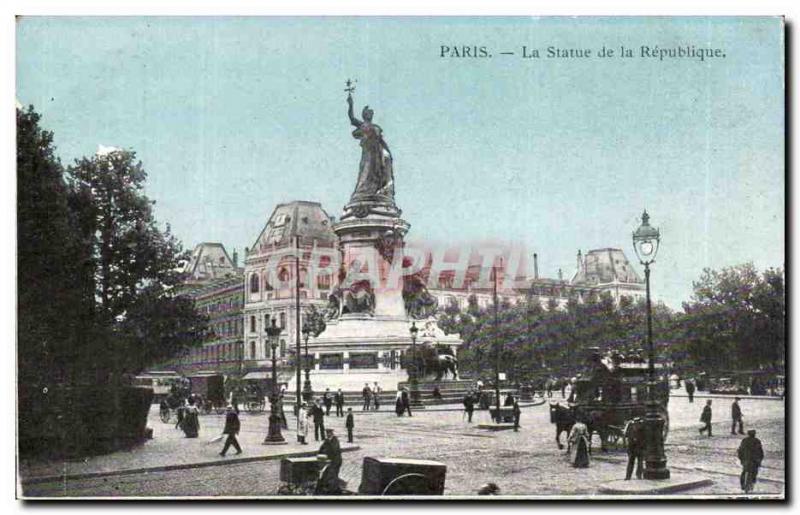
[20,390,784,498]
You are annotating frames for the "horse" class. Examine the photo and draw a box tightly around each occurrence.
[550,403,576,450]
[433,355,458,381]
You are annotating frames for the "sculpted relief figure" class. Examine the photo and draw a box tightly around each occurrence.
[347,87,395,200]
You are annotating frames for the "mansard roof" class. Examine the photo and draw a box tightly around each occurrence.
[182,242,241,284]
[248,200,337,255]
[571,248,642,285]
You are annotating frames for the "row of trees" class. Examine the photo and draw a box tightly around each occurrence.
[437,263,784,382]
[18,106,208,388]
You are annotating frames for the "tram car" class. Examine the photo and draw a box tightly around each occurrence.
[550,351,670,449]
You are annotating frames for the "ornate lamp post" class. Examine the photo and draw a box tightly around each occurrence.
[263,318,286,445]
[409,322,423,407]
[632,210,669,479]
[302,323,313,402]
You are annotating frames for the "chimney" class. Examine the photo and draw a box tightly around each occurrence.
[577,250,583,271]
[533,253,539,280]
[232,248,238,267]
[558,268,563,281]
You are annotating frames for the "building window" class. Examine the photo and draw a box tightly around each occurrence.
[278,267,290,283]
[319,353,344,370]
[280,339,286,357]
[317,274,331,290]
[299,267,307,288]
[250,316,256,333]
[250,341,256,359]
[350,352,377,369]
[279,312,287,329]
[250,273,260,293]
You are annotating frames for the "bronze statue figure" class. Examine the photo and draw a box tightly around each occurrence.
[346,81,394,200]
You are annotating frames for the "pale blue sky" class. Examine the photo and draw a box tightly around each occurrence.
[16,16,784,307]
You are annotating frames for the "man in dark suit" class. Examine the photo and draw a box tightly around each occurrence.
[686,380,696,403]
[738,429,764,492]
[463,392,475,423]
[699,399,713,437]
[362,383,372,411]
[624,417,645,480]
[312,399,326,441]
[401,387,412,417]
[335,388,345,417]
[219,405,242,456]
[731,397,744,435]
[345,408,354,443]
[323,388,333,416]
[512,400,521,432]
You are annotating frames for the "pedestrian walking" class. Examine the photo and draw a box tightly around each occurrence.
[560,379,567,399]
[738,429,764,492]
[373,382,381,411]
[181,397,200,438]
[401,387,412,417]
[297,402,310,445]
[278,392,288,429]
[568,418,591,468]
[512,400,521,432]
[323,388,333,416]
[463,391,475,423]
[345,407,354,443]
[219,405,242,456]
[362,383,372,411]
[699,399,713,437]
[312,399,326,441]
[335,388,345,417]
[395,390,404,416]
[546,379,553,398]
[686,380,695,403]
[731,397,744,435]
[624,417,645,480]
[504,392,516,407]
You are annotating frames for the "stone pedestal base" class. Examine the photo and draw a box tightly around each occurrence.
[598,475,713,495]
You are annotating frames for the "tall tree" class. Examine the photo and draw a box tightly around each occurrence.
[17,106,91,385]
[66,149,207,379]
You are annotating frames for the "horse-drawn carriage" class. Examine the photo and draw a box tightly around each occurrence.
[550,352,670,450]
[188,372,227,415]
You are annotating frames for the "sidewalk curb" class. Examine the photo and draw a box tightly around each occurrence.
[21,445,361,486]
[670,393,784,401]
[326,398,546,414]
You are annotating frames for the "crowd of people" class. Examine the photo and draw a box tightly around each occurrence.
[159,375,768,496]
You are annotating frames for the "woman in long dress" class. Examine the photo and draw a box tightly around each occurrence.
[395,391,404,416]
[568,419,591,468]
[181,397,200,438]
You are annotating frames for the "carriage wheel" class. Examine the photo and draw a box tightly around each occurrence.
[159,409,171,423]
[381,473,432,496]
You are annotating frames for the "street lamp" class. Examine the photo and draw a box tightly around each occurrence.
[632,210,669,479]
[263,318,286,445]
[409,321,423,407]
[302,323,313,402]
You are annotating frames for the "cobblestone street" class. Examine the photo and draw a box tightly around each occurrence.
[21,392,784,498]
